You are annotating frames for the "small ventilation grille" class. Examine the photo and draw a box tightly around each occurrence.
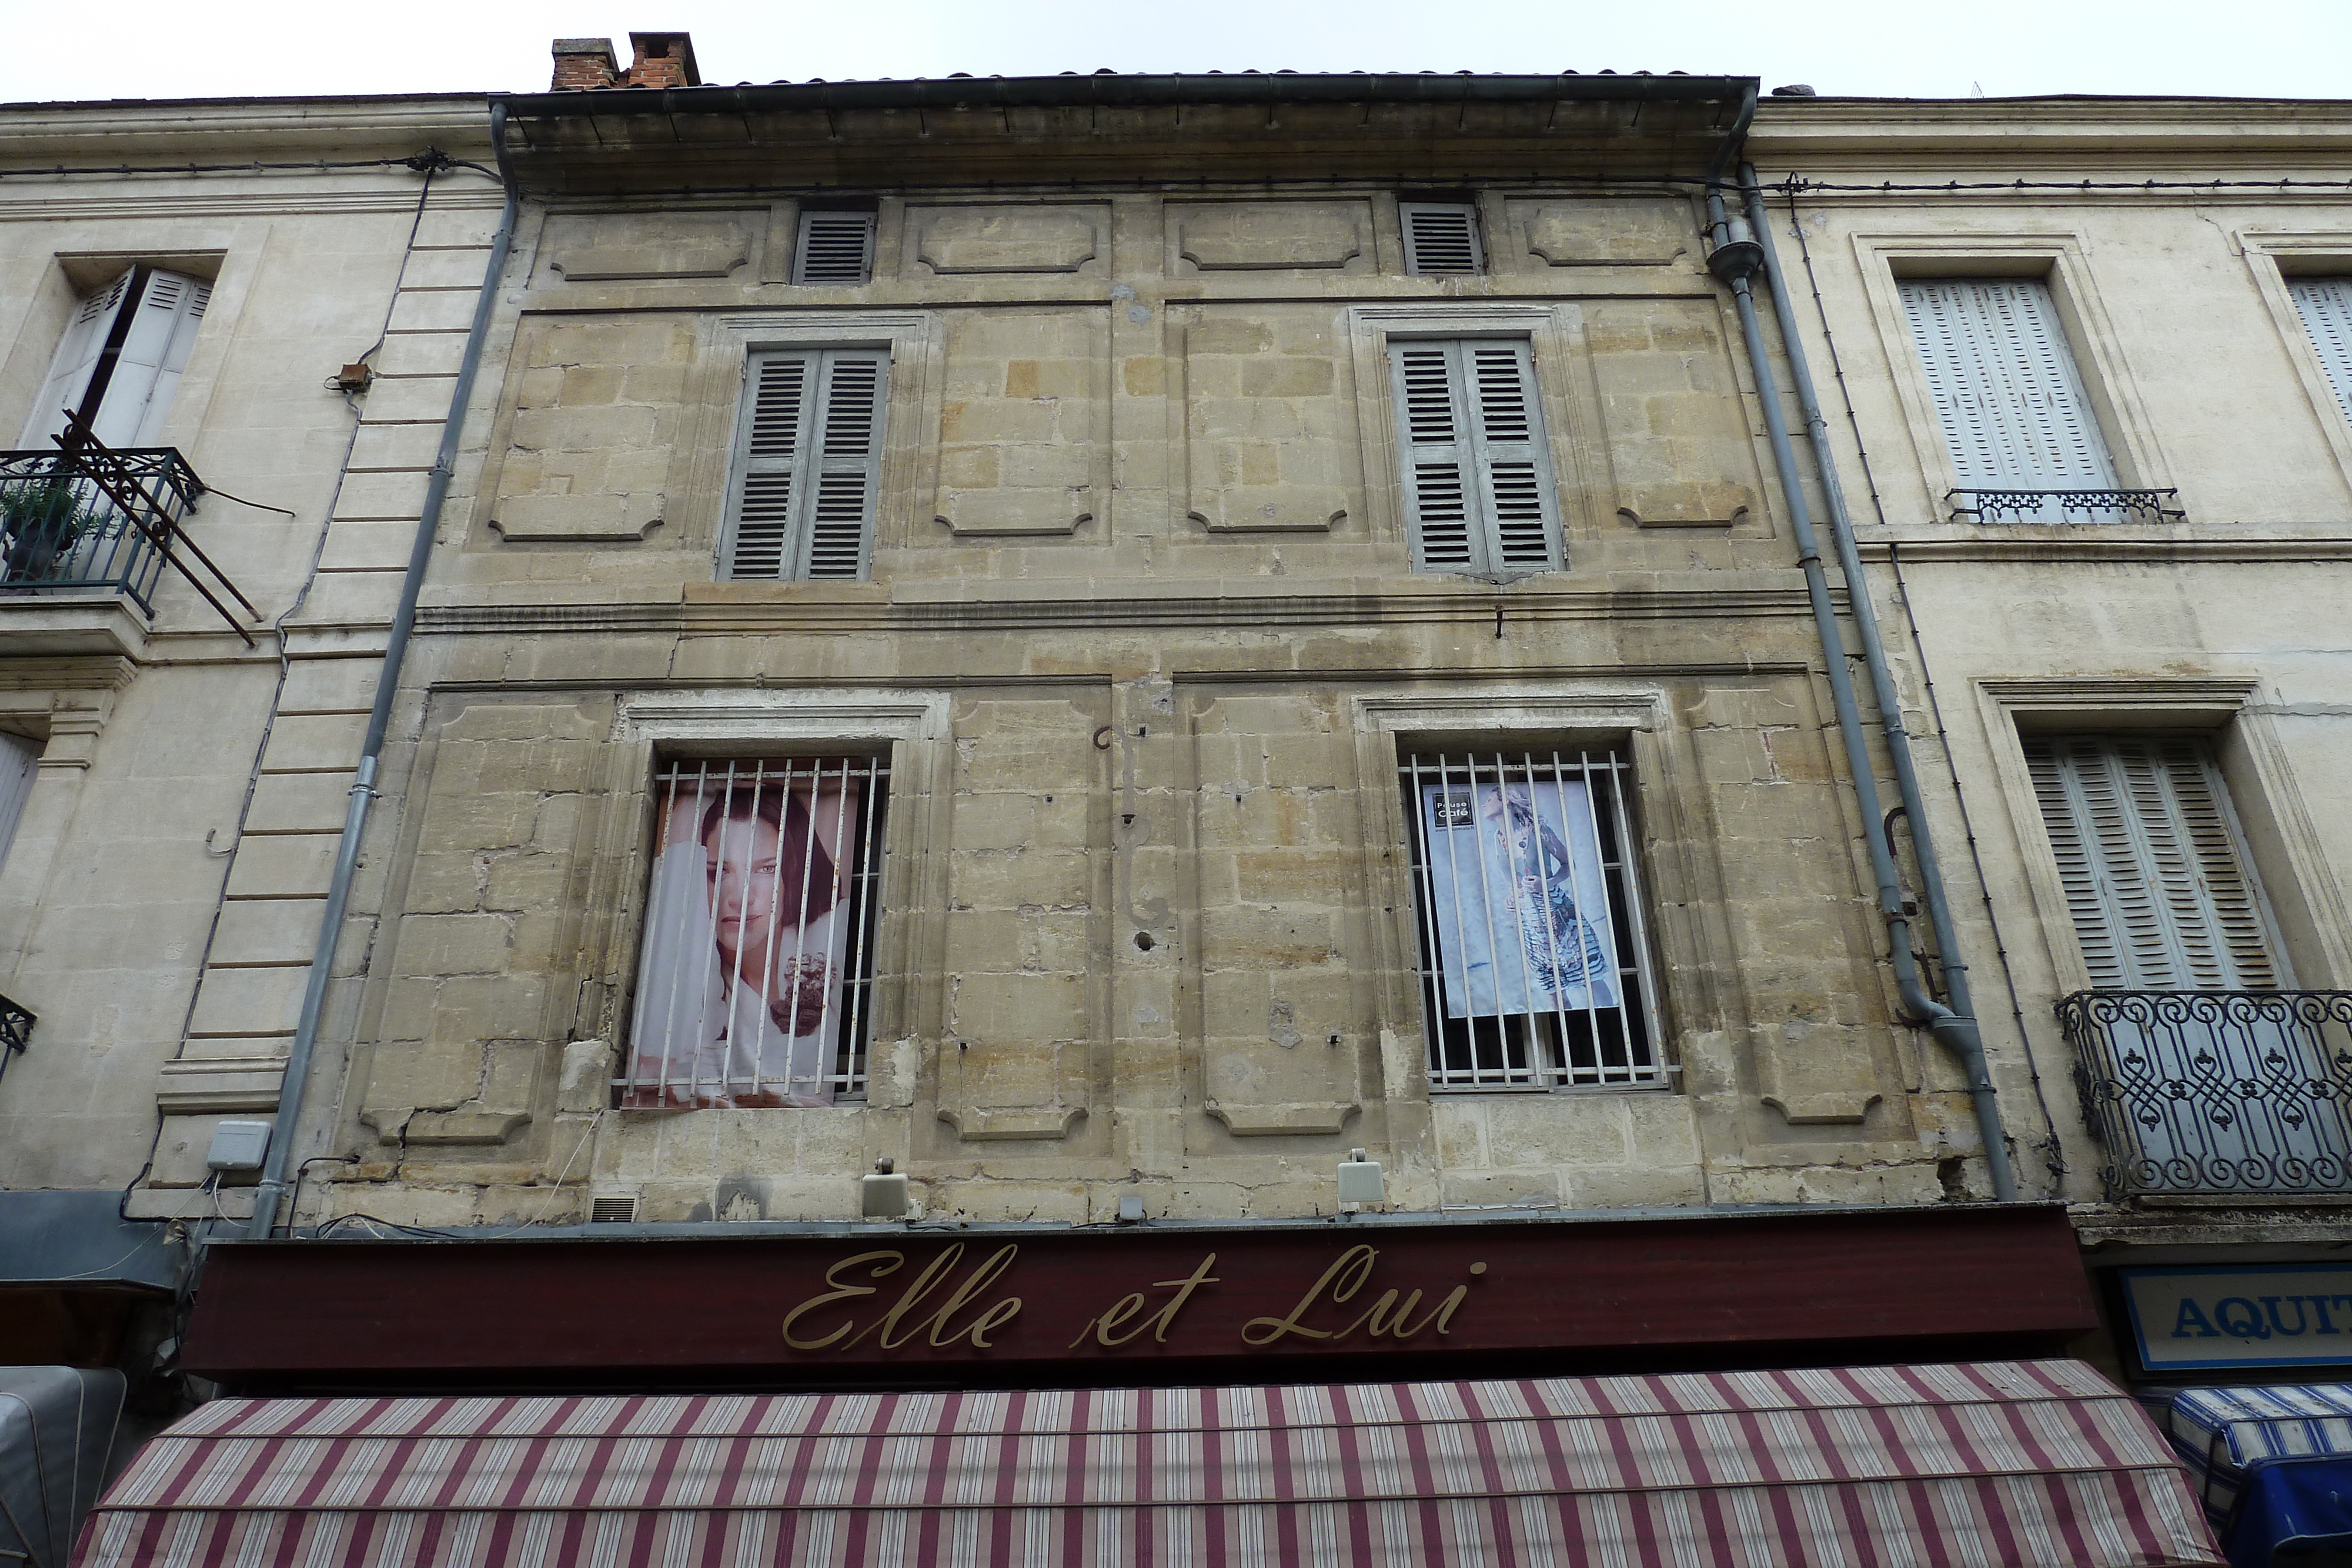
[1402,202,1482,276]
[795,212,877,285]
[589,1195,637,1223]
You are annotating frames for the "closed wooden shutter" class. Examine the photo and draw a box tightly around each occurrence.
[2289,276,2352,428]
[1401,203,1482,276]
[1389,338,1562,576]
[793,212,876,285]
[2023,734,2283,990]
[1900,278,2116,492]
[720,348,888,581]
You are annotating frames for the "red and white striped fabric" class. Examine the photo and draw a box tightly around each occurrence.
[78,1360,2220,1568]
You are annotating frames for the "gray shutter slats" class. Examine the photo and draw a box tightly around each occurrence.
[794,213,877,285]
[1466,342,1558,571]
[803,355,884,580]
[1394,344,1476,569]
[2290,276,2352,428]
[120,272,210,447]
[2023,734,2282,991]
[721,348,886,581]
[1401,203,1482,276]
[1900,278,2116,504]
[1390,338,1562,577]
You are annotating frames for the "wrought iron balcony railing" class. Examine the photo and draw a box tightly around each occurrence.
[0,990,32,1087]
[0,421,258,643]
[0,448,198,615]
[1947,487,2186,525]
[2060,989,2352,1201]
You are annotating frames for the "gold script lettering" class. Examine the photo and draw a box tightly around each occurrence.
[1068,1253,1222,1349]
[781,1251,904,1350]
[1241,1245,1377,1346]
[876,1243,1025,1350]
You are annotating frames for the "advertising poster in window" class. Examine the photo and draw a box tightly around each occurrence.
[627,764,861,1107]
[1421,781,1616,1019]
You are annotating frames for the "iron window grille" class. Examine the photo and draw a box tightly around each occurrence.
[622,756,888,1108]
[1947,487,2184,525]
[2062,989,2352,1199]
[1400,750,1666,1092]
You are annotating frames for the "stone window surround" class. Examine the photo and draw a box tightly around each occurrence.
[2238,233,2352,497]
[590,688,957,1104]
[1347,681,1687,1106]
[690,312,949,567]
[1973,676,2352,997]
[1849,232,2177,514]
[1342,303,1615,554]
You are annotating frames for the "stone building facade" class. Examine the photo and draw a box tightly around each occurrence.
[246,64,2028,1239]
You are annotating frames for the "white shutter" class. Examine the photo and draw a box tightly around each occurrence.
[2289,276,2352,429]
[113,272,211,447]
[1900,278,2116,494]
[1401,203,1482,276]
[15,272,135,448]
[1389,338,1562,576]
[793,212,876,285]
[2023,734,2283,991]
[720,347,887,581]
[0,733,39,878]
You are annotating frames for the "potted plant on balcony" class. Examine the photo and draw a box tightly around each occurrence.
[0,474,98,585]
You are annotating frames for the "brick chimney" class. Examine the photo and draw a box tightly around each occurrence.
[624,32,701,88]
[550,38,619,90]
[547,32,700,91]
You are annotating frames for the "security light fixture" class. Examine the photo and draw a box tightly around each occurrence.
[861,1156,910,1220]
[1337,1147,1385,1206]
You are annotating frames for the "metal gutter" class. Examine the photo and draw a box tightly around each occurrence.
[1738,162,2016,1201]
[499,71,1755,122]
[1702,165,2016,1201]
[244,103,522,1239]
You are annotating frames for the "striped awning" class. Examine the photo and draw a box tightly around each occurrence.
[78,1360,2220,1568]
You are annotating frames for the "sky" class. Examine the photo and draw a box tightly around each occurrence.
[3,0,2348,105]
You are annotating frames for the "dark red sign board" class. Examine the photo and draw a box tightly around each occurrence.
[186,1203,2094,1389]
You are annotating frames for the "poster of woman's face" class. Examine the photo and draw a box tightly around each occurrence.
[625,761,863,1108]
[1421,780,1619,1021]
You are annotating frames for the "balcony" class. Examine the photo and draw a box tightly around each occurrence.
[1947,487,2185,525]
[2060,989,2352,1201]
[0,442,253,643]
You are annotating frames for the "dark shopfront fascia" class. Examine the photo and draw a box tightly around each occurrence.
[58,1201,2233,1568]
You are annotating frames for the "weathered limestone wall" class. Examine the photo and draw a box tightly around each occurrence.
[1750,102,2352,1232]
[289,181,2057,1228]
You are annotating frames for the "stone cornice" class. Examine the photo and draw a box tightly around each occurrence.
[1752,95,2352,172]
[0,95,491,167]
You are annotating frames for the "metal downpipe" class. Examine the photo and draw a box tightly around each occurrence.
[1738,167,2014,1201]
[246,106,522,1239]
[1702,182,2016,1202]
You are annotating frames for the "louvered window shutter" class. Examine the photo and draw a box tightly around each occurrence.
[15,271,136,448]
[793,212,877,285]
[1900,278,2116,494]
[2289,276,2352,429]
[1401,203,1483,276]
[2022,734,2283,991]
[105,270,211,447]
[1390,338,1562,576]
[721,348,888,581]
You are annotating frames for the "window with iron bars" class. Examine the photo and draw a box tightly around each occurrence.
[622,756,888,1108]
[1399,750,1666,1092]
